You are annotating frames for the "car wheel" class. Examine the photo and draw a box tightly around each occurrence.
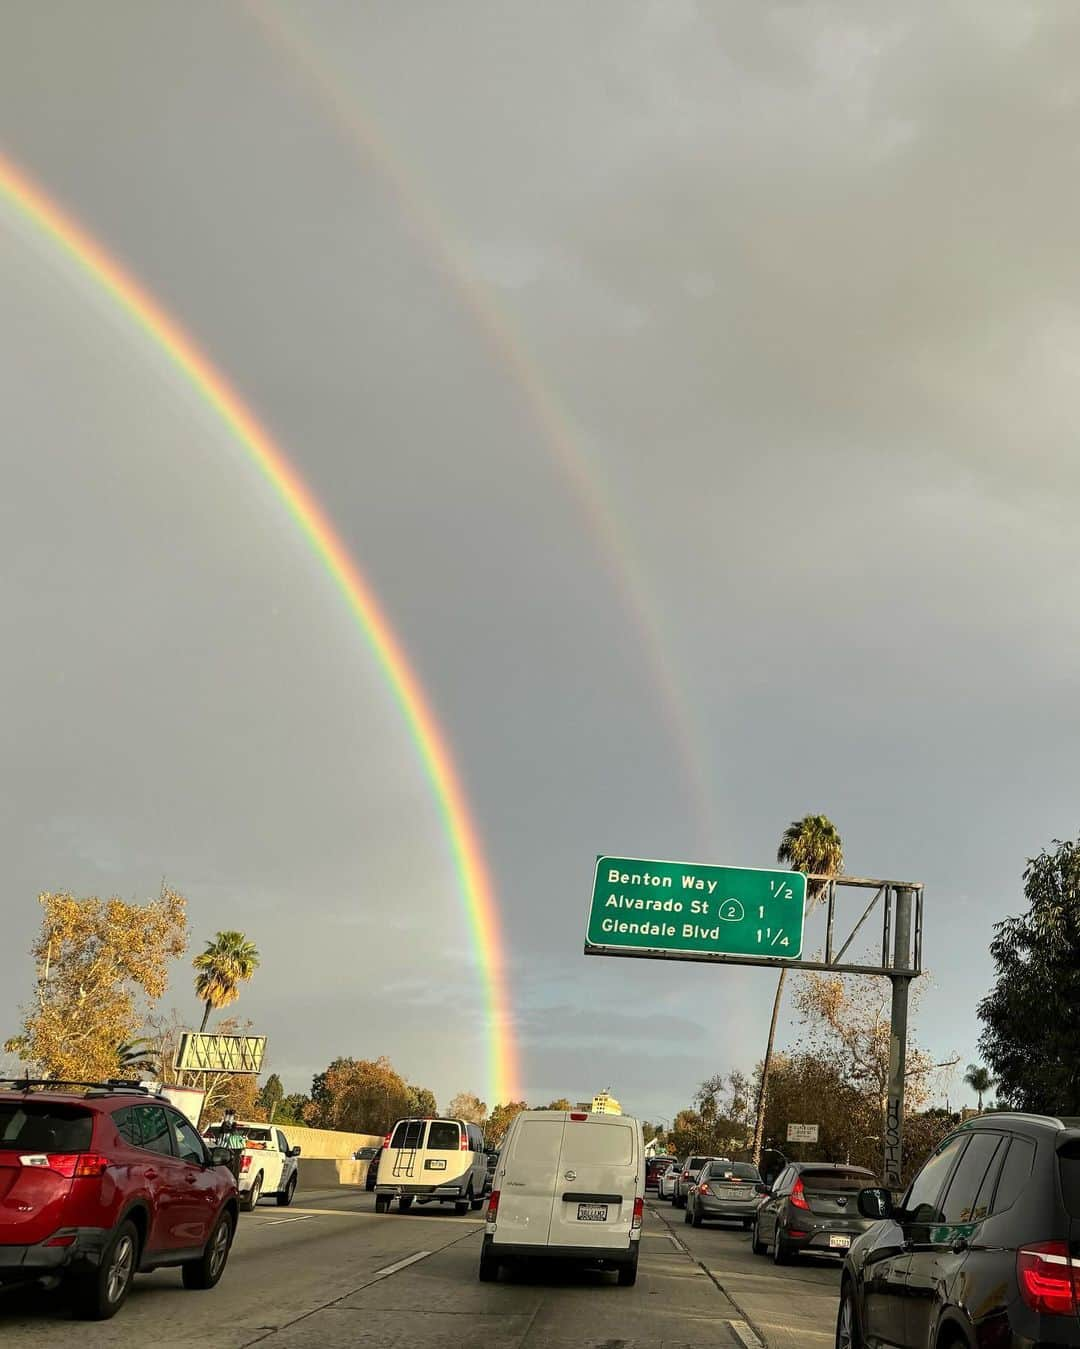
[455,1199,470,1215]
[684,1203,692,1224]
[743,1218,753,1230]
[773,1228,793,1265]
[276,1174,297,1208]
[471,1194,485,1211]
[691,1206,703,1228]
[182,1210,235,1290]
[241,1173,263,1212]
[751,1217,768,1256]
[70,1218,139,1320]
[617,1254,639,1287]
[478,1250,500,1282]
[399,1195,413,1212]
[835,1284,863,1349]
[375,1195,390,1213]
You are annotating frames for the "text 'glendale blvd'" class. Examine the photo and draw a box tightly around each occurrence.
[600,866,746,937]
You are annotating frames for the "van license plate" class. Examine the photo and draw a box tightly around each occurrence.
[425,1159,447,1170]
[577,1203,608,1222]
[828,1235,851,1249]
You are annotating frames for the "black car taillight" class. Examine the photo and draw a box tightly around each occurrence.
[1017,1241,1080,1316]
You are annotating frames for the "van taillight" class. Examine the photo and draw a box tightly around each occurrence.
[632,1197,643,1229]
[570,1113,588,1121]
[487,1190,500,1220]
[383,1132,391,1150]
[19,1153,109,1179]
[460,1129,469,1151]
[1017,1242,1080,1315]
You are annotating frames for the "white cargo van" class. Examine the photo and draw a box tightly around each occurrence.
[479,1110,644,1285]
[374,1117,488,1214]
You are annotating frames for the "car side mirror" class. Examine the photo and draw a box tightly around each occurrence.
[289,1146,302,1158]
[858,1187,894,1220]
[210,1146,233,1168]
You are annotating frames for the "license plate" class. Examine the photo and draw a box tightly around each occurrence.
[829,1234,851,1249]
[425,1159,447,1170]
[577,1203,608,1222]
[716,1185,745,1199]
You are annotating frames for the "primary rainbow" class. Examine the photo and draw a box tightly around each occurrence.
[0,148,519,1105]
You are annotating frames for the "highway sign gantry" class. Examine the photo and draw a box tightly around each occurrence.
[584,855,807,962]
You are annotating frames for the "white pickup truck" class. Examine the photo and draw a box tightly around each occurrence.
[231,1122,301,1210]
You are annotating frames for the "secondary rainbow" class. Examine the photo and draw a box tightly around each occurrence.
[0,147,519,1105]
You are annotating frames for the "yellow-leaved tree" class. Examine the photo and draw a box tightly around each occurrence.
[5,889,188,1080]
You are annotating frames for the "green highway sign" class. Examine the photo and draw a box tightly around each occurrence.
[585,855,807,962]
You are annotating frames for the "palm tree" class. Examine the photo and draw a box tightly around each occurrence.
[752,815,844,1166]
[115,1037,161,1078]
[964,1063,994,1112]
[193,931,260,1032]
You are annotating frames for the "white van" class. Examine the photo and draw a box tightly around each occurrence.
[479,1110,644,1285]
[374,1117,488,1214]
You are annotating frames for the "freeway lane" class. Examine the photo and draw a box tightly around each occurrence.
[650,1198,842,1349]
[0,1187,765,1347]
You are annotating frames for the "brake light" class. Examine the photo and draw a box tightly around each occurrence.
[19,1153,109,1179]
[570,1113,588,1121]
[1017,1241,1080,1316]
[460,1130,469,1151]
[632,1196,643,1229]
[682,1172,690,1180]
[383,1132,391,1149]
[698,1182,711,1196]
[240,1155,252,1173]
[487,1190,500,1220]
[790,1178,810,1211]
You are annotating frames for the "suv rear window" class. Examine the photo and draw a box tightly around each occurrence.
[0,1102,93,1151]
[801,1169,876,1190]
[426,1121,462,1150]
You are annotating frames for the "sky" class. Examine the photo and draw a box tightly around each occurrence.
[2,1,1078,1124]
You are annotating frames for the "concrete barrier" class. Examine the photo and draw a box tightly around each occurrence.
[297,1157,370,1188]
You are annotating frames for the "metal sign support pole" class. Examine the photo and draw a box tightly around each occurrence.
[884,886,914,1191]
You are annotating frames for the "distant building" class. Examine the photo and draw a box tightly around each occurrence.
[590,1091,622,1116]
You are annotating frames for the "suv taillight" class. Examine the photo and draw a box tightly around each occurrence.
[790,1178,810,1211]
[19,1153,109,1179]
[487,1190,500,1221]
[1017,1241,1080,1316]
[632,1196,644,1229]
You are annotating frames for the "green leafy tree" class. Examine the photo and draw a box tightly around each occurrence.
[407,1085,438,1117]
[115,1036,162,1078]
[979,834,1080,1112]
[193,931,260,1032]
[257,1072,285,1122]
[963,1063,994,1112]
[752,815,844,1165]
[275,1093,311,1126]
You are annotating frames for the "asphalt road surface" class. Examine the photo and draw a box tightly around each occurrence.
[0,1190,840,1348]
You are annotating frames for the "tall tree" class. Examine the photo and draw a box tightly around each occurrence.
[484,1101,529,1146]
[407,1084,438,1117]
[963,1063,994,1112]
[5,889,188,1080]
[752,815,844,1165]
[978,834,1080,1112]
[305,1056,411,1134]
[193,931,260,1032]
[447,1092,487,1124]
[543,1099,573,1112]
[257,1072,286,1122]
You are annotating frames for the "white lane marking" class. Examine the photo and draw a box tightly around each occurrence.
[755,1325,833,1340]
[262,1215,314,1227]
[369,1250,432,1280]
[729,1321,765,1348]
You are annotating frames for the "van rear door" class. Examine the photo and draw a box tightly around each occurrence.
[494,1115,565,1247]
[549,1115,639,1251]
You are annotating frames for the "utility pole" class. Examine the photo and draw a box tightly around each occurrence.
[884,886,915,1191]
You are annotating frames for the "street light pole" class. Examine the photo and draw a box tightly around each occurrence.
[884,886,915,1191]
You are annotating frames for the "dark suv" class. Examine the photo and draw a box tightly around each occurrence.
[837,1112,1080,1349]
[0,1080,239,1320]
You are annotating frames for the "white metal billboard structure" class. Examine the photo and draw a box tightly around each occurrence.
[174,1032,266,1075]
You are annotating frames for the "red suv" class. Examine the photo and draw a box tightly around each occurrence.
[0,1079,239,1319]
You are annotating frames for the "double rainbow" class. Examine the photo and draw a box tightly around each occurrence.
[0,149,518,1105]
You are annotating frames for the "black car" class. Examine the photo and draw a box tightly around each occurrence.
[354,1144,380,1191]
[752,1162,879,1263]
[837,1112,1080,1349]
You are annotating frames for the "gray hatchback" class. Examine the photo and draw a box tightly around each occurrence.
[752,1162,879,1264]
[686,1160,765,1229]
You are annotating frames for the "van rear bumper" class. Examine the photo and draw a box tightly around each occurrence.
[375,1182,466,1198]
[484,1235,636,1267]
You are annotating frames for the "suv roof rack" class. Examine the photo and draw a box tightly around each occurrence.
[0,1078,158,1098]
[964,1111,1067,1129]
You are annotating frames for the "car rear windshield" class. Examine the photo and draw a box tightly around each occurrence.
[688,1156,712,1170]
[0,1102,93,1151]
[242,1127,273,1142]
[709,1162,760,1180]
[801,1168,875,1190]
[426,1121,462,1150]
